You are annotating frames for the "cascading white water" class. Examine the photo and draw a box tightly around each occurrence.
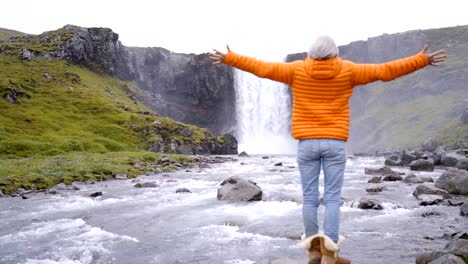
[234,69,297,154]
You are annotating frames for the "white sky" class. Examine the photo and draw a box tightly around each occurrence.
[1,0,467,58]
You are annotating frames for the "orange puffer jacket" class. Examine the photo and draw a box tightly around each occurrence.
[224,51,429,141]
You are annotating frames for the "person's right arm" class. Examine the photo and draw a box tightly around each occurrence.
[352,45,446,86]
[209,46,295,85]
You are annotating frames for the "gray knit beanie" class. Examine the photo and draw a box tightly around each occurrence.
[308,35,339,60]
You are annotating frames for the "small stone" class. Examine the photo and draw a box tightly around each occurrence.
[366,186,384,193]
[274,162,283,166]
[368,176,382,183]
[22,49,33,61]
[89,192,103,198]
[199,164,211,169]
[67,86,74,92]
[238,151,249,157]
[134,182,158,188]
[114,173,128,180]
[262,156,269,159]
[357,198,383,210]
[153,120,162,125]
[421,211,442,217]
[43,72,52,79]
[21,195,29,199]
[383,173,403,181]
[176,188,191,193]
[461,202,468,217]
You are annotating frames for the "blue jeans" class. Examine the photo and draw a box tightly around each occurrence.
[297,138,346,243]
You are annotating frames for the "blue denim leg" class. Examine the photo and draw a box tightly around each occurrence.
[322,139,346,243]
[297,139,321,238]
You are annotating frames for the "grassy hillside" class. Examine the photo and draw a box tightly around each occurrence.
[0,28,25,40]
[348,26,468,153]
[0,28,225,194]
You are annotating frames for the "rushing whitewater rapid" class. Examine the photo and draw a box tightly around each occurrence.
[0,156,465,264]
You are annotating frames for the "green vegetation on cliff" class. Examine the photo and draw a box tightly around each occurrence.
[0,27,234,195]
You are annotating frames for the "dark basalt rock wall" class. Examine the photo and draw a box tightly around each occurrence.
[127,47,235,134]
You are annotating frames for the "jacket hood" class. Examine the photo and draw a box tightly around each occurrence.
[304,57,343,80]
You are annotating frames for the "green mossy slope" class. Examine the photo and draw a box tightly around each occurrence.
[0,54,209,194]
[0,28,25,40]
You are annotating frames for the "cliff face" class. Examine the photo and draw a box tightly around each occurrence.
[127,47,235,134]
[286,26,468,153]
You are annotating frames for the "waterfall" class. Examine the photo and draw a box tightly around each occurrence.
[234,69,297,154]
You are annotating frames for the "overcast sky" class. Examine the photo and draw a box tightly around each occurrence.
[1,0,467,58]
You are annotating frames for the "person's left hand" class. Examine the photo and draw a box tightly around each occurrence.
[209,45,230,64]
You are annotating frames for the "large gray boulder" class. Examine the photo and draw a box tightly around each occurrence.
[410,159,435,172]
[435,168,468,195]
[217,176,262,202]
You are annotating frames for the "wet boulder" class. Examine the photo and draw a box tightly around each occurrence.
[89,192,103,198]
[217,176,262,202]
[413,185,451,200]
[434,168,468,195]
[410,159,434,172]
[357,198,383,210]
[364,166,396,175]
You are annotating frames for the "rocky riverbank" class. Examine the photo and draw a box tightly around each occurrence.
[0,153,236,197]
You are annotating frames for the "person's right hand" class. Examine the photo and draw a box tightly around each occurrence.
[421,44,447,66]
[209,45,231,65]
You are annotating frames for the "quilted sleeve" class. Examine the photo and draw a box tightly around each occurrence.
[352,51,430,86]
[224,51,295,85]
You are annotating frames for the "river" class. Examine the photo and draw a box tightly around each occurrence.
[0,155,465,264]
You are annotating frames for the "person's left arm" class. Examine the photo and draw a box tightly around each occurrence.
[210,46,295,85]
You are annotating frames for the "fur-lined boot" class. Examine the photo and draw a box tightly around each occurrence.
[302,233,351,264]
